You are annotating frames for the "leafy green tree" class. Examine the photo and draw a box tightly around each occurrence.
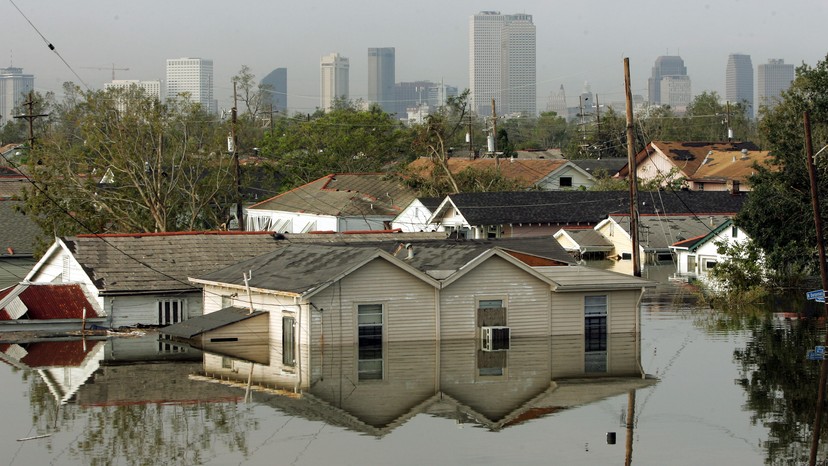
[259,100,416,190]
[737,54,828,277]
[22,85,235,247]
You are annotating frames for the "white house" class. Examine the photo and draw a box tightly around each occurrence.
[669,218,753,276]
[246,173,417,233]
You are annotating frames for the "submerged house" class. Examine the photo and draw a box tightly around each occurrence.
[23,231,446,327]
[167,314,655,436]
[669,218,753,276]
[168,242,653,397]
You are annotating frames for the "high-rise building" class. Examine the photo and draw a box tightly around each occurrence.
[470,11,536,116]
[320,53,349,111]
[648,56,687,105]
[660,75,692,112]
[547,84,568,118]
[367,48,395,114]
[261,68,287,114]
[104,80,162,100]
[165,58,216,113]
[757,59,794,111]
[0,67,34,127]
[393,81,458,118]
[725,54,754,118]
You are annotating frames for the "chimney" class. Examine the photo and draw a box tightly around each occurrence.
[731,180,740,195]
[405,243,414,260]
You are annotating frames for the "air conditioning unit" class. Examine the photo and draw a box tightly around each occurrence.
[481,326,510,352]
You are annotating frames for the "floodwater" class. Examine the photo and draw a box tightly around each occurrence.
[1,265,826,465]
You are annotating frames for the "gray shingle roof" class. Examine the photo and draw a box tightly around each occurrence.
[443,190,746,226]
[0,200,41,257]
[611,214,733,250]
[248,173,417,217]
[61,231,448,294]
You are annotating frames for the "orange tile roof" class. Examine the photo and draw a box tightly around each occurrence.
[407,157,568,188]
[690,149,775,183]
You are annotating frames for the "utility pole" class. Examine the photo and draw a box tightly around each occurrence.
[725,101,733,142]
[467,117,474,156]
[624,58,641,277]
[231,81,245,231]
[491,98,497,154]
[806,110,828,466]
[14,91,49,148]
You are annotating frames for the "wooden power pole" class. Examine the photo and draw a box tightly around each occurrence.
[14,91,49,148]
[231,82,245,231]
[806,110,828,466]
[624,58,641,277]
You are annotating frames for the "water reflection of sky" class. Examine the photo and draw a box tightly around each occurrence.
[0,278,781,465]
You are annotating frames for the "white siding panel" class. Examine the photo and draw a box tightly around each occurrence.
[441,256,551,339]
[309,258,437,345]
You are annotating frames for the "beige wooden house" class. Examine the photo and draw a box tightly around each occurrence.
[177,242,654,393]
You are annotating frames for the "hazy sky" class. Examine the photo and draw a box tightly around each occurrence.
[5,0,827,114]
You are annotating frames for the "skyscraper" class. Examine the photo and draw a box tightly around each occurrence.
[725,54,754,118]
[648,56,687,105]
[367,48,395,114]
[104,80,162,100]
[0,67,34,126]
[165,58,216,113]
[757,59,794,111]
[320,53,349,111]
[470,11,536,116]
[261,68,287,114]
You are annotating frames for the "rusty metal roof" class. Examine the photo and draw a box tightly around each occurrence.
[0,283,100,320]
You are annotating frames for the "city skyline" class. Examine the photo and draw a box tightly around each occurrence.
[4,1,826,115]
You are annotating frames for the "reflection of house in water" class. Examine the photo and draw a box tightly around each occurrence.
[0,335,244,406]
[0,339,106,404]
[183,332,653,435]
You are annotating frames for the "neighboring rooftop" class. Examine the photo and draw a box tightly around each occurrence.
[407,157,569,188]
[437,190,746,226]
[247,173,416,217]
[0,200,41,257]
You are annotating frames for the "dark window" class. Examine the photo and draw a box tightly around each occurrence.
[283,316,296,366]
[158,299,186,325]
[560,176,573,188]
[731,226,738,238]
[357,304,383,380]
[584,295,608,372]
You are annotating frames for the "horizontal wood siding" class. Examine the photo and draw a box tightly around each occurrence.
[202,314,270,345]
[202,353,305,389]
[109,293,201,328]
[309,258,437,345]
[551,290,639,336]
[609,290,639,334]
[608,331,639,375]
[441,256,551,339]
[550,334,585,378]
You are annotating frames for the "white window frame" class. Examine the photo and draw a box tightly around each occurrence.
[356,303,385,381]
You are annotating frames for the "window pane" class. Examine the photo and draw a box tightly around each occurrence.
[358,304,383,325]
[478,299,503,309]
[585,295,607,316]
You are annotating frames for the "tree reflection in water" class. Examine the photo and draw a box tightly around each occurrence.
[733,310,823,465]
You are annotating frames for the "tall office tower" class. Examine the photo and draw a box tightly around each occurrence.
[320,53,349,111]
[261,68,287,114]
[547,84,568,118]
[367,48,395,114]
[165,58,216,114]
[725,54,754,118]
[660,75,692,112]
[394,81,435,117]
[104,80,162,100]
[757,59,794,111]
[470,11,536,116]
[648,56,687,105]
[426,82,458,109]
[0,67,34,126]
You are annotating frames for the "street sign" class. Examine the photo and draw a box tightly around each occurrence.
[808,350,825,361]
[817,346,826,355]
[806,290,826,300]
